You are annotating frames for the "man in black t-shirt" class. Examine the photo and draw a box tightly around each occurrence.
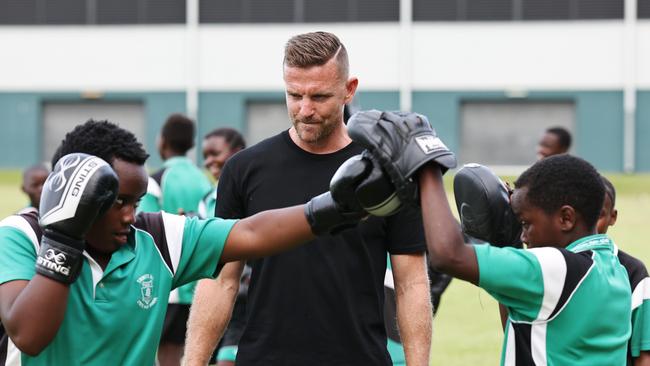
[185,32,432,366]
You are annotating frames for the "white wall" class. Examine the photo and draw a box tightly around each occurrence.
[1,21,649,92]
[0,26,187,91]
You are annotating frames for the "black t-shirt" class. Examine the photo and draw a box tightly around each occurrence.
[217,130,426,366]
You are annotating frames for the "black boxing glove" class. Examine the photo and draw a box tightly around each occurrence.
[355,152,401,217]
[305,154,402,235]
[305,155,371,235]
[37,153,119,284]
[347,110,457,206]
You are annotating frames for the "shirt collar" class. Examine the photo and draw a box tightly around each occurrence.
[565,234,613,253]
[163,156,191,167]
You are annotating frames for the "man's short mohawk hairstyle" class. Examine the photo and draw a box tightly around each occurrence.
[514,154,605,230]
[51,120,149,167]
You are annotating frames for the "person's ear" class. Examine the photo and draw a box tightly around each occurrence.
[558,205,577,232]
[610,208,618,227]
[344,77,358,104]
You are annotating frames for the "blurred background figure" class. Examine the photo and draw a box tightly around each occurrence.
[138,113,212,366]
[17,164,49,215]
[537,126,572,160]
[198,127,246,219]
[198,127,248,366]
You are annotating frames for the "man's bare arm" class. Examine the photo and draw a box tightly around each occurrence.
[184,261,244,366]
[392,253,432,366]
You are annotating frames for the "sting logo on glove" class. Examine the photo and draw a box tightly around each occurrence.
[37,248,71,276]
[46,154,82,193]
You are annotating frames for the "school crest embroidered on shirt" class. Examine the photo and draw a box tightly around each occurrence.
[137,274,158,309]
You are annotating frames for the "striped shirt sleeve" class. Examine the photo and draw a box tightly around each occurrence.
[134,212,237,288]
[0,215,40,284]
[631,279,650,356]
[160,213,236,288]
[474,245,593,322]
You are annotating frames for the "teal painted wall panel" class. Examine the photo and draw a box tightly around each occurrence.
[0,94,41,167]
[197,91,285,143]
[637,92,650,172]
[198,91,284,137]
[0,90,643,171]
[137,93,186,167]
[355,91,400,111]
[0,92,185,168]
[573,91,623,172]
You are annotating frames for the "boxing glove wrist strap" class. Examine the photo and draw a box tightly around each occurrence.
[36,236,84,284]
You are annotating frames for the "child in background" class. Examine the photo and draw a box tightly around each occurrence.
[597,176,650,366]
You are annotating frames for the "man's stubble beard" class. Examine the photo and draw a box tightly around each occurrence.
[292,115,340,145]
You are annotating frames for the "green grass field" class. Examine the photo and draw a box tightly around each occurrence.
[0,170,647,365]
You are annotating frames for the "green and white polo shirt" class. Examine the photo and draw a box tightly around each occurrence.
[139,156,212,216]
[198,187,217,219]
[617,248,650,364]
[475,234,631,365]
[0,210,236,366]
[139,156,212,305]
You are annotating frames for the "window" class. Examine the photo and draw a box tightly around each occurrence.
[200,0,398,23]
[0,0,185,25]
[42,102,145,162]
[640,0,650,18]
[459,101,575,167]
[246,102,289,146]
[413,0,624,21]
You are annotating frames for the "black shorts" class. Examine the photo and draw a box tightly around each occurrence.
[221,311,246,347]
[160,303,190,345]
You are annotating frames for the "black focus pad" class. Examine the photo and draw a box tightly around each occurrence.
[347,110,457,206]
[453,164,522,248]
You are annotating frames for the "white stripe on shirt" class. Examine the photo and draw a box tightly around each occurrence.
[528,247,567,321]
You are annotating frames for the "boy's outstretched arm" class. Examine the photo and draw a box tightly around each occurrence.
[220,205,315,262]
[418,164,479,284]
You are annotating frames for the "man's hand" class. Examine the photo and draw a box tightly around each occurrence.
[347,110,456,206]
